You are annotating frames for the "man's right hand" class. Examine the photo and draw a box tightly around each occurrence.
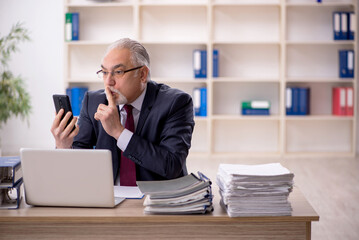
[50,109,79,149]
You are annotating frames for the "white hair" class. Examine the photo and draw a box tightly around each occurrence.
[105,38,151,80]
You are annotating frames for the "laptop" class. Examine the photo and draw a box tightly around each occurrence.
[20,148,125,208]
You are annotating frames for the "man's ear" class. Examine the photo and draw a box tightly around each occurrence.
[140,66,149,83]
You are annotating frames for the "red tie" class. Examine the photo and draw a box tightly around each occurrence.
[120,104,137,186]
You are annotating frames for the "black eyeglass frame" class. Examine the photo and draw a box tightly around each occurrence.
[96,65,144,79]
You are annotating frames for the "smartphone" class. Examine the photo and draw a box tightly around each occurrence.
[53,94,75,132]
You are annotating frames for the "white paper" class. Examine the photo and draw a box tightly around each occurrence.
[114,186,144,199]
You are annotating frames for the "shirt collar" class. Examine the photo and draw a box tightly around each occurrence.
[119,85,147,112]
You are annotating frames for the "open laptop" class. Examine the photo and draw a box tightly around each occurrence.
[20,148,125,208]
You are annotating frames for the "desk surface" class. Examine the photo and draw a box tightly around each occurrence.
[0,187,318,223]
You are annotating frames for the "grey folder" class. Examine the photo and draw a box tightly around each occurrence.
[137,173,211,199]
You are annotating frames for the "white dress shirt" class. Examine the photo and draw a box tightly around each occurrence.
[116,86,147,152]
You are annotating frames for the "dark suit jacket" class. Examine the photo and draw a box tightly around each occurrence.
[73,80,194,182]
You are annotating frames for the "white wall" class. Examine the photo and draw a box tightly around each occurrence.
[0,0,358,156]
[0,0,64,155]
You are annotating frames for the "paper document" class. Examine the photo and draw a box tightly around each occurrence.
[114,186,144,199]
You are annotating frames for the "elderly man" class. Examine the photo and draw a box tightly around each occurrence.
[51,38,194,186]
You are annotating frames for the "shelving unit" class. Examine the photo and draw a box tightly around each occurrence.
[64,0,357,157]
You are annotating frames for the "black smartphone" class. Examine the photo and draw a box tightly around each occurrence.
[53,94,75,132]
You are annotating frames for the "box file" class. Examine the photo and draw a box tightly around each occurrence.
[0,156,22,188]
[0,180,22,209]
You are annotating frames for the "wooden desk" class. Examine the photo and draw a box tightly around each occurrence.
[0,187,318,240]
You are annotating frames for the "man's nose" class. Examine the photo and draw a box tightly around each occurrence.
[104,72,115,86]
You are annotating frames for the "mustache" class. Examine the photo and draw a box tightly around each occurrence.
[107,87,128,105]
[108,87,121,95]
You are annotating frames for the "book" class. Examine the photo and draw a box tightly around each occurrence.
[66,87,88,116]
[0,156,22,188]
[65,13,72,42]
[242,100,270,109]
[0,179,23,209]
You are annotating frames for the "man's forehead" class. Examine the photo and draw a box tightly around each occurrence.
[101,63,126,70]
[102,48,131,69]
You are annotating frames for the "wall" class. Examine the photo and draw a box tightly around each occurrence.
[0,0,358,156]
[0,0,63,155]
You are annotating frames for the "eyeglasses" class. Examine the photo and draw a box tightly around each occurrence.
[96,66,143,79]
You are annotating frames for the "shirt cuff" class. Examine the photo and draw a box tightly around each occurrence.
[117,128,133,151]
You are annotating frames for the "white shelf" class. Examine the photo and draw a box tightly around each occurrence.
[64,0,357,157]
[286,77,354,83]
[285,115,355,121]
[212,115,280,121]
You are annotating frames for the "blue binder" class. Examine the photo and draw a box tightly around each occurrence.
[339,50,354,78]
[340,12,348,40]
[348,12,355,40]
[193,50,207,78]
[242,108,269,115]
[333,12,341,40]
[67,87,88,116]
[193,88,201,116]
[0,179,23,209]
[201,50,207,78]
[199,87,207,117]
[72,12,79,41]
[0,156,22,187]
[213,49,219,78]
[298,88,310,115]
[286,87,293,115]
[193,50,202,78]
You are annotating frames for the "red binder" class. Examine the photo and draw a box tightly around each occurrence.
[346,87,354,116]
[332,87,346,116]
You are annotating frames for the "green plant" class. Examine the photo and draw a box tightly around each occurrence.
[0,22,31,128]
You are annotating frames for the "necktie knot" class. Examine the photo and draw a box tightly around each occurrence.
[123,104,133,115]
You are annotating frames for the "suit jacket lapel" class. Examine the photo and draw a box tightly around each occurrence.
[136,81,157,134]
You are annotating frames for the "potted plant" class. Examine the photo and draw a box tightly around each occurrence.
[0,23,31,155]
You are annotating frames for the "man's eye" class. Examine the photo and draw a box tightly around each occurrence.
[102,71,109,75]
[114,70,123,75]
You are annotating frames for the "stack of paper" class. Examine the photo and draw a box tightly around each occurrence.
[217,163,294,217]
[137,172,213,214]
